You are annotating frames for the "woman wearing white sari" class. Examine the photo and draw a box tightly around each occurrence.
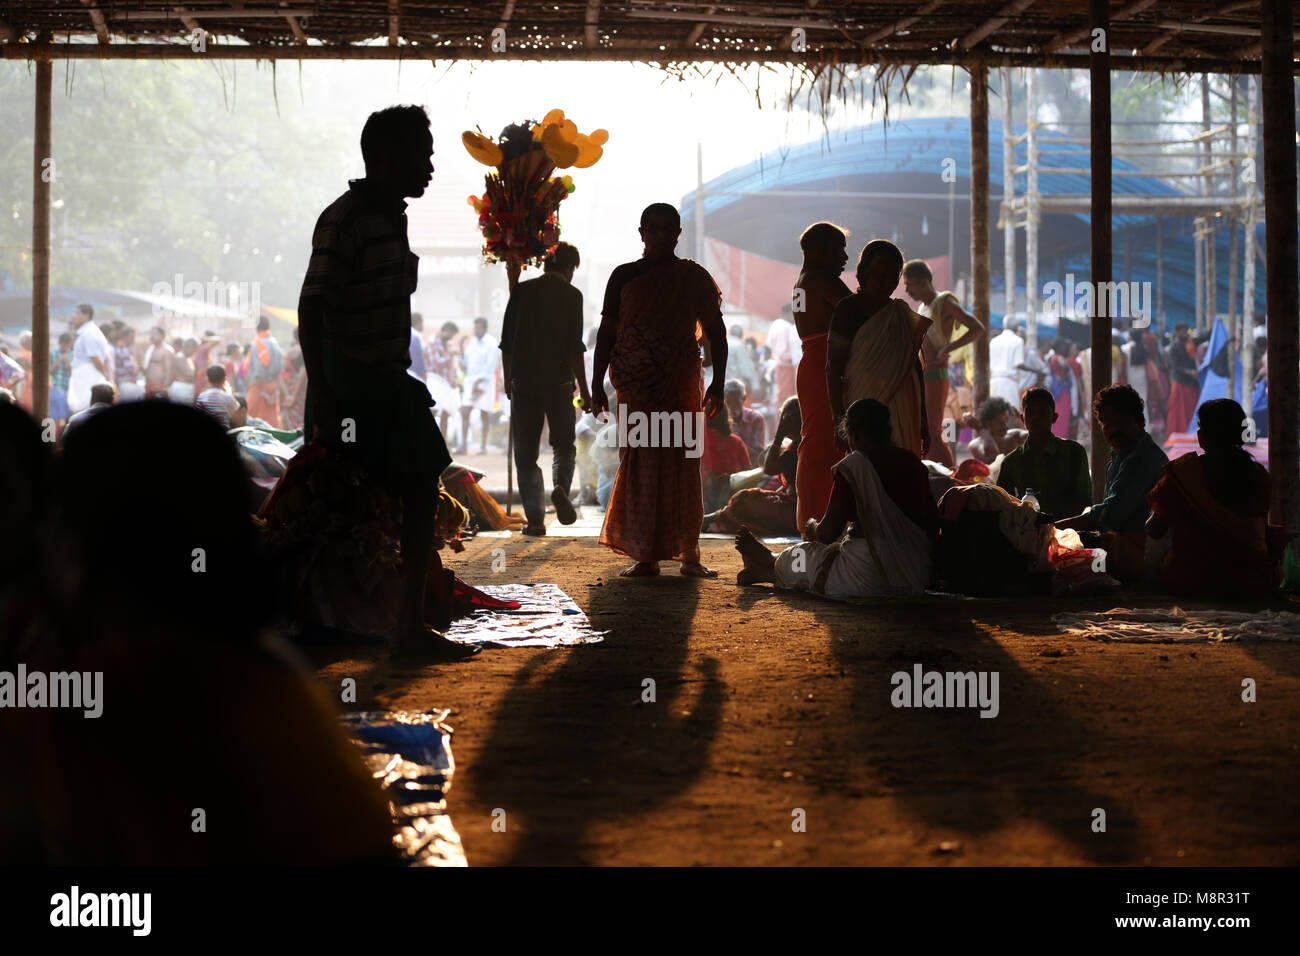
[735,398,937,598]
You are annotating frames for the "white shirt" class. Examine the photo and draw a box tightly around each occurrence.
[463,333,499,381]
[1019,343,1048,393]
[767,317,802,365]
[989,328,1025,404]
[72,320,110,369]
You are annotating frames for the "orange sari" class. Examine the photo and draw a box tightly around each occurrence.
[795,331,835,529]
[1148,452,1284,595]
[600,257,721,563]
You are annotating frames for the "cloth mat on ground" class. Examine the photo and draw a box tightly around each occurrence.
[1053,606,1300,643]
[341,710,466,866]
[444,582,606,647]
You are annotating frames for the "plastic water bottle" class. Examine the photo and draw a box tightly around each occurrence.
[1021,488,1040,512]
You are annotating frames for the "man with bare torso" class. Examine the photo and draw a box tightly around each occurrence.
[903,259,985,468]
[791,222,852,530]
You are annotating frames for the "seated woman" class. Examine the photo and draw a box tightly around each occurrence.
[1146,398,1285,596]
[962,396,1027,465]
[702,396,799,536]
[735,398,937,597]
[700,402,751,512]
[30,404,398,865]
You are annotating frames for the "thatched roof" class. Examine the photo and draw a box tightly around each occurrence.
[0,2,1291,73]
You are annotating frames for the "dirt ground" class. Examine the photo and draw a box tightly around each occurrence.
[309,531,1300,867]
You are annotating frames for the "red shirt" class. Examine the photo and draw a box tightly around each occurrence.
[702,430,750,477]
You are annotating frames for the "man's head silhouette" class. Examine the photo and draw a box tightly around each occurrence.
[361,105,434,200]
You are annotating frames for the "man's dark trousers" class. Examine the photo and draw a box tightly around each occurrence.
[511,380,577,527]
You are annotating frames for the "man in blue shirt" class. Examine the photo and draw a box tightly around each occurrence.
[1057,383,1168,580]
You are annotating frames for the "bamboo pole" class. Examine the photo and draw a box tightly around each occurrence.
[1228,76,1239,401]
[1241,77,1258,403]
[1260,0,1299,543]
[1025,67,1039,351]
[1156,218,1164,326]
[1089,0,1112,500]
[1001,68,1017,339]
[1202,75,1217,331]
[970,64,991,408]
[1194,216,1205,330]
[31,58,52,426]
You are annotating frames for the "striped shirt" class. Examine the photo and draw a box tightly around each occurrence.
[298,179,418,371]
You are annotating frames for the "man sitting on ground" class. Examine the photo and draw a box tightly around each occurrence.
[724,378,767,466]
[995,385,1092,520]
[1056,383,1168,581]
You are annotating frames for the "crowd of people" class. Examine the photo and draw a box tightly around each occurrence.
[0,103,1289,654]
[0,102,1290,866]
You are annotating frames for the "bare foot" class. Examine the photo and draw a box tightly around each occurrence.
[680,561,718,578]
[620,561,660,577]
[734,527,777,584]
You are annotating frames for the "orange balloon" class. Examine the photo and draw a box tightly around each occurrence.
[542,124,579,168]
[558,119,578,144]
[541,108,566,127]
[589,128,609,146]
[573,142,603,168]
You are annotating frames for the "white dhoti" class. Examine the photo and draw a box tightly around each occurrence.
[461,374,494,412]
[426,373,460,412]
[67,362,108,413]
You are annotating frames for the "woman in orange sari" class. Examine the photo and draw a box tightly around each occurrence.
[1147,398,1285,595]
[793,222,852,531]
[591,203,728,577]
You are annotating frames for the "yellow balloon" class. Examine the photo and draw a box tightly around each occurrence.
[589,128,609,146]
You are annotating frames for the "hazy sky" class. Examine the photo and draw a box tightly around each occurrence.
[292,59,928,265]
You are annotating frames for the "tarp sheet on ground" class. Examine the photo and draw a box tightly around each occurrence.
[1053,606,1300,643]
[342,710,467,867]
[444,582,606,647]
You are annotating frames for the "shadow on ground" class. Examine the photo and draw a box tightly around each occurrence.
[469,570,723,864]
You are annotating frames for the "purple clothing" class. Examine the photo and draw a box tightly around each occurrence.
[734,406,766,463]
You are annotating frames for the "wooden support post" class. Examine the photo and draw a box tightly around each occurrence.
[970,64,992,408]
[1025,67,1039,350]
[1242,76,1259,401]
[1202,74,1216,329]
[1228,76,1240,350]
[1261,0,1299,543]
[31,57,52,425]
[1089,0,1112,500]
[1001,68,1017,338]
